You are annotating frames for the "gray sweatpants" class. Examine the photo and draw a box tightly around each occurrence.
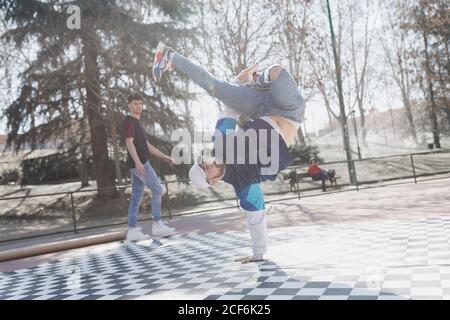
[172,53,305,123]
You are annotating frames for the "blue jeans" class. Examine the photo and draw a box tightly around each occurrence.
[172,54,305,123]
[311,171,329,191]
[128,161,163,227]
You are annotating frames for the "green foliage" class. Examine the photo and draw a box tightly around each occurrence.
[0,168,21,185]
[0,0,197,193]
[402,0,450,143]
[21,151,81,185]
[289,143,323,165]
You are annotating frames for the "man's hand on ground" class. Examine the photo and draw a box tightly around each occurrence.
[235,256,263,264]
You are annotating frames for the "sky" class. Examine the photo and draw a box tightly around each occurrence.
[185,85,405,138]
[0,0,408,138]
[160,0,408,137]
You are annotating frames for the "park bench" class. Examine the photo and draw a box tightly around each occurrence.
[286,170,340,191]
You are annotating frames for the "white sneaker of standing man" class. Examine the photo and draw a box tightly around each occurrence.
[152,220,176,237]
[126,226,150,242]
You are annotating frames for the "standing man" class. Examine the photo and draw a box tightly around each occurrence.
[123,92,176,241]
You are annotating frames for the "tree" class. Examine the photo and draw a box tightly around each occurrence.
[268,0,315,144]
[324,0,356,185]
[0,0,195,196]
[422,21,441,148]
[196,0,276,81]
[347,0,375,141]
[403,0,448,148]
[191,0,279,140]
[380,0,419,144]
[305,0,348,133]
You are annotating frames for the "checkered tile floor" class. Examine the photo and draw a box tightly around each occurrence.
[2,216,450,300]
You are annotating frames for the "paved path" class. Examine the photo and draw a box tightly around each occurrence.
[1,178,450,300]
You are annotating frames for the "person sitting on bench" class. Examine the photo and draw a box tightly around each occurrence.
[307,159,335,192]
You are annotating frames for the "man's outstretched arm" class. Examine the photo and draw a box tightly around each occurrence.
[146,141,174,166]
[235,183,268,264]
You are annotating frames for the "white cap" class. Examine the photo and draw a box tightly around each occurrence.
[189,164,210,189]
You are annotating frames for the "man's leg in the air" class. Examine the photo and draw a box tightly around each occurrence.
[153,42,266,119]
[256,64,306,124]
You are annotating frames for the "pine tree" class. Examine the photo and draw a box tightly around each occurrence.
[0,0,196,196]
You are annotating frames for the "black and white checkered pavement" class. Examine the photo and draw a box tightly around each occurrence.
[2,216,450,300]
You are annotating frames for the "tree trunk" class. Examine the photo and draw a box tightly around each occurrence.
[108,105,123,186]
[400,88,418,143]
[30,115,37,150]
[358,105,366,141]
[437,60,450,131]
[444,41,450,129]
[297,127,306,145]
[385,41,419,143]
[106,77,123,191]
[423,31,441,148]
[79,146,90,188]
[389,107,396,138]
[82,31,116,197]
[326,107,333,132]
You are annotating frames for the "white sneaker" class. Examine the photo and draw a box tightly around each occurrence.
[126,227,150,242]
[152,220,175,237]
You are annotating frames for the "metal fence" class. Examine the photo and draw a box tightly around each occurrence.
[0,149,449,244]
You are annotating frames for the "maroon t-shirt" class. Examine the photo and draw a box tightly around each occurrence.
[122,115,151,169]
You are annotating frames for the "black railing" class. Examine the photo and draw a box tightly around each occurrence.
[0,149,449,244]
